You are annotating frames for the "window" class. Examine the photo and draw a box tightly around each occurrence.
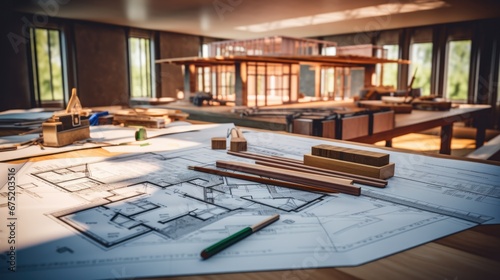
[30,28,65,106]
[410,42,433,95]
[382,45,399,88]
[445,40,471,101]
[129,37,153,98]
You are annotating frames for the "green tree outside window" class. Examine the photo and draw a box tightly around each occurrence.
[446,40,471,101]
[31,28,64,103]
[410,42,432,95]
[129,37,152,98]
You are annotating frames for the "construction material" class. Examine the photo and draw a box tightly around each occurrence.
[211,137,227,150]
[188,165,338,193]
[254,160,386,188]
[304,154,395,179]
[216,160,360,196]
[311,144,389,166]
[229,128,247,152]
[112,108,188,128]
[227,150,387,187]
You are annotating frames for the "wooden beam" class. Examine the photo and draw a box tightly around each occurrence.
[304,154,395,179]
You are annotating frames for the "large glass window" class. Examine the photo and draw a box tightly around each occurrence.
[382,45,399,88]
[410,42,433,95]
[129,37,153,98]
[30,28,65,105]
[445,40,471,101]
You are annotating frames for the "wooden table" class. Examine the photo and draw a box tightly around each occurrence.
[8,136,500,280]
[351,104,492,154]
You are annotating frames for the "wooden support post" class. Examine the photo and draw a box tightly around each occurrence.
[364,65,376,88]
[234,62,248,106]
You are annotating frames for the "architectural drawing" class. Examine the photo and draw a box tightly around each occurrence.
[1,125,499,279]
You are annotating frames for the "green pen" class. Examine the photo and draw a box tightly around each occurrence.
[200,214,280,259]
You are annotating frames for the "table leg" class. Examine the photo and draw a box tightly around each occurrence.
[440,124,453,154]
[385,140,392,147]
[475,122,486,149]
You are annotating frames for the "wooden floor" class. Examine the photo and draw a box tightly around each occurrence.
[375,132,477,157]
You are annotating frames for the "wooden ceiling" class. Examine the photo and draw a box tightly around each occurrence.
[10,0,500,39]
[156,55,411,68]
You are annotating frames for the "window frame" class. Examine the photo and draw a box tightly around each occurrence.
[444,39,472,102]
[128,33,155,99]
[29,26,68,108]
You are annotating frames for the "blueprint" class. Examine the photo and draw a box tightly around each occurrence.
[1,123,499,279]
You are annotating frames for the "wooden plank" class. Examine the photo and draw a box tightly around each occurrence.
[216,160,360,196]
[304,154,395,179]
[227,150,388,186]
[467,134,500,160]
[254,160,386,188]
[311,144,390,166]
[189,165,338,194]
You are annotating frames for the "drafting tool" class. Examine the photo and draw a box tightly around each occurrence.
[42,88,91,147]
[200,214,280,259]
[188,165,338,193]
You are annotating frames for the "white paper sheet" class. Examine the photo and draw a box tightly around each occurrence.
[0,125,498,279]
[0,123,215,161]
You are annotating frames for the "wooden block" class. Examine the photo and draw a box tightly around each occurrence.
[211,137,226,150]
[304,154,395,179]
[311,144,389,166]
[230,137,247,152]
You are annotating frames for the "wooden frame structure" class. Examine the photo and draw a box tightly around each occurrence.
[157,55,409,107]
[156,36,410,107]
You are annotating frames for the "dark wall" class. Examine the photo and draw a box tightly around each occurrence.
[73,22,128,107]
[0,9,209,109]
[0,10,32,111]
[157,32,200,97]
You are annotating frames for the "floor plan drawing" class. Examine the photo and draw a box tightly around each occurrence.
[1,124,499,279]
[25,150,327,251]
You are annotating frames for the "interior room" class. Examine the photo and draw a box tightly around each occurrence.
[1,1,499,279]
